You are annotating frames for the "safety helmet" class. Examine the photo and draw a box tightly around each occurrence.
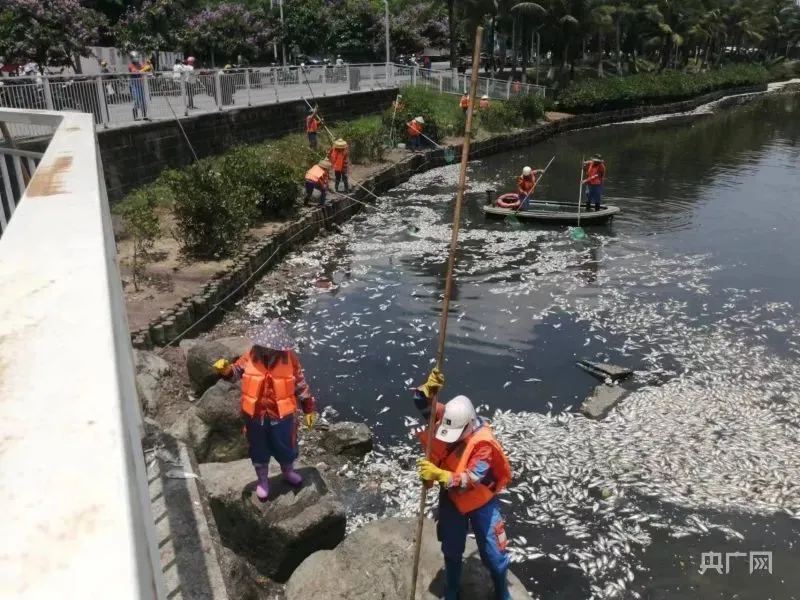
[397,94,402,99]
[482,94,489,99]
[435,395,476,443]
[591,154,603,162]
[522,166,532,177]
[333,138,348,149]
[186,56,196,65]
[100,60,108,67]
[319,158,332,170]
[130,51,141,62]
[414,116,424,124]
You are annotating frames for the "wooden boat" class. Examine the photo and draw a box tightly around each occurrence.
[482,192,620,225]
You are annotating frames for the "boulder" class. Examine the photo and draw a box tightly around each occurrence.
[199,458,346,583]
[187,340,237,396]
[133,350,170,416]
[320,422,374,457]
[136,372,160,416]
[581,384,629,419]
[134,349,170,379]
[193,379,248,463]
[215,336,253,361]
[285,517,530,600]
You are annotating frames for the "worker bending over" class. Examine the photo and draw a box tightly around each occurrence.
[327,138,350,192]
[516,165,544,210]
[414,368,513,600]
[304,159,332,206]
[213,321,318,501]
[582,155,606,211]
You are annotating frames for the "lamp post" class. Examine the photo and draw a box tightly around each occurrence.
[279,0,287,66]
[384,0,390,80]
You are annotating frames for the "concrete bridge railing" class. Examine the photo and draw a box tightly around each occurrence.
[0,107,165,599]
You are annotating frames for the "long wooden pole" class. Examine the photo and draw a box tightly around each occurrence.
[407,25,484,600]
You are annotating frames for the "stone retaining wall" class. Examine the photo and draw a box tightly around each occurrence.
[130,83,767,350]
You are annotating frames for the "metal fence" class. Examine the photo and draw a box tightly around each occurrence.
[0,107,165,598]
[0,63,548,133]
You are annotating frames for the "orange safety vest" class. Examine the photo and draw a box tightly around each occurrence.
[479,99,489,109]
[459,96,469,109]
[239,350,300,420]
[328,147,348,172]
[305,164,328,185]
[306,114,319,133]
[585,162,605,185]
[417,423,512,515]
[517,174,535,194]
[408,121,422,137]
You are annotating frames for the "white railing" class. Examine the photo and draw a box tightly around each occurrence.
[0,108,165,599]
[0,64,548,133]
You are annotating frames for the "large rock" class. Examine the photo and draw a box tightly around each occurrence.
[320,421,374,457]
[193,379,248,463]
[199,458,346,583]
[285,517,530,600]
[134,350,171,416]
[581,384,629,419]
[187,340,237,396]
[215,336,253,361]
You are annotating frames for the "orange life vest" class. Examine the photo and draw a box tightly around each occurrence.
[417,423,512,514]
[239,350,300,420]
[479,99,489,109]
[305,164,328,185]
[585,162,605,185]
[459,96,469,109]
[517,174,535,194]
[328,147,348,172]
[306,114,319,133]
[408,121,422,137]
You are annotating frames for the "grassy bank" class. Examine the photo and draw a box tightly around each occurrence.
[557,64,771,113]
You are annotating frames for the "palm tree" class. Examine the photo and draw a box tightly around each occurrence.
[510,1,548,81]
[589,1,615,75]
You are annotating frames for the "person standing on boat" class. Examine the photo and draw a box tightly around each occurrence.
[517,166,544,211]
[582,155,606,211]
[413,368,514,600]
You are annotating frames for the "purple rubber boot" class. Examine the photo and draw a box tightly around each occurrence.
[281,463,303,487]
[254,465,270,501]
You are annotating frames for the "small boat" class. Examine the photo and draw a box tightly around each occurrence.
[482,192,620,225]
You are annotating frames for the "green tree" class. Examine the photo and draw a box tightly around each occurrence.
[281,0,331,57]
[183,3,269,63]
[115,0,191,54]
[327,0,382,61]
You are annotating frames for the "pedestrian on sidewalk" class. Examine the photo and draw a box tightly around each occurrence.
[212,320,318,502]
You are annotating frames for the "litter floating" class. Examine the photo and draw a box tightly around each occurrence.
[577,359,633,383]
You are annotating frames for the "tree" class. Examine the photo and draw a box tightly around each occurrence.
[281,0,331,57]
[115,0,190,55]
[183,3,269,63]
[327,0,381,61]
[0,0,107,68]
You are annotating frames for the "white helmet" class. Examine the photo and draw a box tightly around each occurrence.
[415,116,424,124]
[522,166,532,177]
[435,395,476,443]
[482,94,489,99]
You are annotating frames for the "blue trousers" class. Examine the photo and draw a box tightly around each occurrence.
[409,135,421,151]
[243,414,298,466]
[437,492,511,600]
[307,132,318,149]
[585,183,603,210]
[518,191,532,211]
[305,180,328,204]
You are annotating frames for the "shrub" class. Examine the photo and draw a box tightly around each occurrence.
[382,86,463,146]
[557,64,770,113]
[768,59,800,82]
[114,188,161,290]
[478,95,546,133]
[167,164,257,260]
[335,116,386,163]
[218,146,298,218]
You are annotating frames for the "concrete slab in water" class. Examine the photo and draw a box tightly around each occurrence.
[581,384,629,419]
[578,359,633,382]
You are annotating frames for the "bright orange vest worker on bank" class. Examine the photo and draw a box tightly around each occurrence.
[213,320,318,502]
[413,367,513,600]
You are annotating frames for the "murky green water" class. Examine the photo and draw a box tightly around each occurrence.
[239,93,800,599]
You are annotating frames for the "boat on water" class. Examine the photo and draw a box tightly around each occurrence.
[482,192,620,225]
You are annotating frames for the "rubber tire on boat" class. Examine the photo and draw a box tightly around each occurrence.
[496,193,521,210]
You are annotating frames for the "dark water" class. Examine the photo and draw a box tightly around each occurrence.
[240,93,800,599]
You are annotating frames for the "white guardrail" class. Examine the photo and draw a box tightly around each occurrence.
[0,63,547,135]
[0,108,165,599]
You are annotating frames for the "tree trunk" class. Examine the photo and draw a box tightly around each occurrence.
[615,19,622,74]
[448,0,457,69]
[597,32,604,76]
[510,17,517,77]
[487,16,495,75]
[521,29,529,83]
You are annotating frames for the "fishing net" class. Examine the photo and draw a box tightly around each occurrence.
[570,226,586,241]
[443,147,457,164]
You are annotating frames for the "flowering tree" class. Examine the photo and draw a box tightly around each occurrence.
[183,4,269,63]
[327,0,382,61]
[0,0,106,68]
[114,0,189,55]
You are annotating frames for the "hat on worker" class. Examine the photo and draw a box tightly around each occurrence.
[591,154,603,162]
[435,395,476,443]
[333,138,348,149]
[414,116,424,124]
[319,158,333,169]
[482,94,489,99]
[246,319,296,351]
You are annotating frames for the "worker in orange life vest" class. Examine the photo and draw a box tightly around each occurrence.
[479,94,490,109]
[213,320,318,501]
[582,154,606,211]
[306,106,322,149]
[327,138,349,192]
[407,116,424,152]
[516,165,544,210]
[304,158,332,206]
[414,368,513,600]
[459,92,470,113]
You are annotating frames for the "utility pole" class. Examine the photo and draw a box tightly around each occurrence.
[279,0,287,66]
[384,0,391,69]
[271,0,278,61]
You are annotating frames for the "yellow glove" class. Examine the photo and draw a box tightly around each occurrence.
[418,458,451,484]
[418,367,445,398]
[212,358,232,376]
[305,412,318,429]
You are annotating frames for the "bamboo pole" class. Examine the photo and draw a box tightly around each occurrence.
[407,25,484,600]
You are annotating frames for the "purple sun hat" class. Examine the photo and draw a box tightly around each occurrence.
[246,319,297,351]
